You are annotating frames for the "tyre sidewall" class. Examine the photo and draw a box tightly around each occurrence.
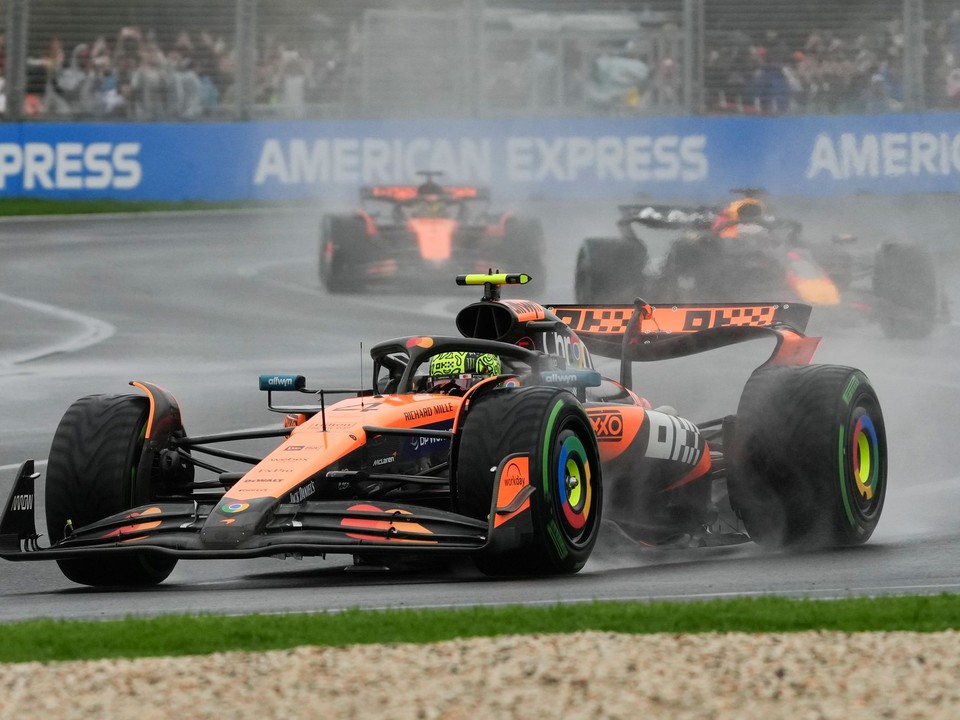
[456,387,602,575]
[45,394,178,586]
[729,366,887,548]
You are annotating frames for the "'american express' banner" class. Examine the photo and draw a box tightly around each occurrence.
[0,113,958,202]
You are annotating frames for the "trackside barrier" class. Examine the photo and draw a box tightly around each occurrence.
[0,113,958,202]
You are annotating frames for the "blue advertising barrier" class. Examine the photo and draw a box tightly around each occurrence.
[0,112,958,202]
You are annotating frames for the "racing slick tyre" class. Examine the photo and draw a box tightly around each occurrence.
[727,365,886,549]
[573,238,647,304]
[872,242,938,338]
[45,394,179,586]
[455,386,602,576]
[502,217,546,286]
[320,215,368,294]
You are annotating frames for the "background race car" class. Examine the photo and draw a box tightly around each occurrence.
[2,273,887,587]
[319,171,545,293]
[574,190,951,338]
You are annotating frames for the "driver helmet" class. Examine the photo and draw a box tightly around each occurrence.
[419,196,446,217]
[417,180,447,217]
[728,197,765,221]
[426,351,501,392]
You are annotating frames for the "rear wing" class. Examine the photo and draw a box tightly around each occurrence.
[550,301,819,387]
[361,186,490,202]
[618,204,803,238]
[618,204,719,230]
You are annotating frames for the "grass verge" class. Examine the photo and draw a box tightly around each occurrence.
[0,594,958,664]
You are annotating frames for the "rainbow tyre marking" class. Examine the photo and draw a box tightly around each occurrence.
[839,401,885,530]
[555,432,593,539]
[851,414,880,504]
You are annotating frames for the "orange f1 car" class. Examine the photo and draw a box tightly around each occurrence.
[1,273,886,586]
[320,171,545,293]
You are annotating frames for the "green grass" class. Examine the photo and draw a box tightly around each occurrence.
[0,198,290,216]
[0,594,958,664]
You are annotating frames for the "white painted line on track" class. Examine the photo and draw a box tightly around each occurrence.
[0,292,115,364]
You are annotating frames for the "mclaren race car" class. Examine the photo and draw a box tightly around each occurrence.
[319,171,545,292]
[1,273,887,587]
[574,190,949,338]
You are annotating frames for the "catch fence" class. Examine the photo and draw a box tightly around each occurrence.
[1,0,957,121]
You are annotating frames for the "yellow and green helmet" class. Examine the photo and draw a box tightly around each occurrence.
[429,351,501,379]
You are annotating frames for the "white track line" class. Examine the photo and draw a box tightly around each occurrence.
[0,292,115,364]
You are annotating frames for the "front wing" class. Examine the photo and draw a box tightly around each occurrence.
[0,460,532,563]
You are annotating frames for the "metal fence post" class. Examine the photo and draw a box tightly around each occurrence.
[235,0,257,120]
[683,0,704,114]
[903,0,925,110]
[5,0,29,120]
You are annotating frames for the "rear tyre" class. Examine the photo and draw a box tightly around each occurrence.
[320,215,368,294]
[455,387,602,576]
[573,238,647,304]
[728,365,887,549]
[872,242,938,338]
[45,394,178,586]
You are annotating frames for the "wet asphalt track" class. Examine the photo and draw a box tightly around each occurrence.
[0,199,958,622]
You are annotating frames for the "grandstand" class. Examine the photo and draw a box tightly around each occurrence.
[1,0,957,121]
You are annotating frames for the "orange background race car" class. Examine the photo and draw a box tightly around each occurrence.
[319,171,545,292]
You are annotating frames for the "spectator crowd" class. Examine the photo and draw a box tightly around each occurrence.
[1,7,959,121]
[5,23,351,120]
[705,13,960,115]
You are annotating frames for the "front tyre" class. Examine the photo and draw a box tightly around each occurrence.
[320,215,368,294]
[455,387,602,576]
[728,365,887,549]
[45,394,178,586]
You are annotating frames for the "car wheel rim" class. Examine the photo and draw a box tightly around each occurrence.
[554,427,595,543]
[840,403,884,523]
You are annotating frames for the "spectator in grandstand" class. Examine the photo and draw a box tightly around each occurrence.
[928,11,960,109]
[278,50,307,117]
[167,33,204,119]
[31,36,66,117]
[743,45,791,114]
[191,34,226,111]
[48,43,101,117]
[128,33,167,120]
[862,69,902,113]
[305,36,348,107]
[650,56,681,110]
[0,34,5,113]
[704,36,752,112]
[584,40,650,114]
